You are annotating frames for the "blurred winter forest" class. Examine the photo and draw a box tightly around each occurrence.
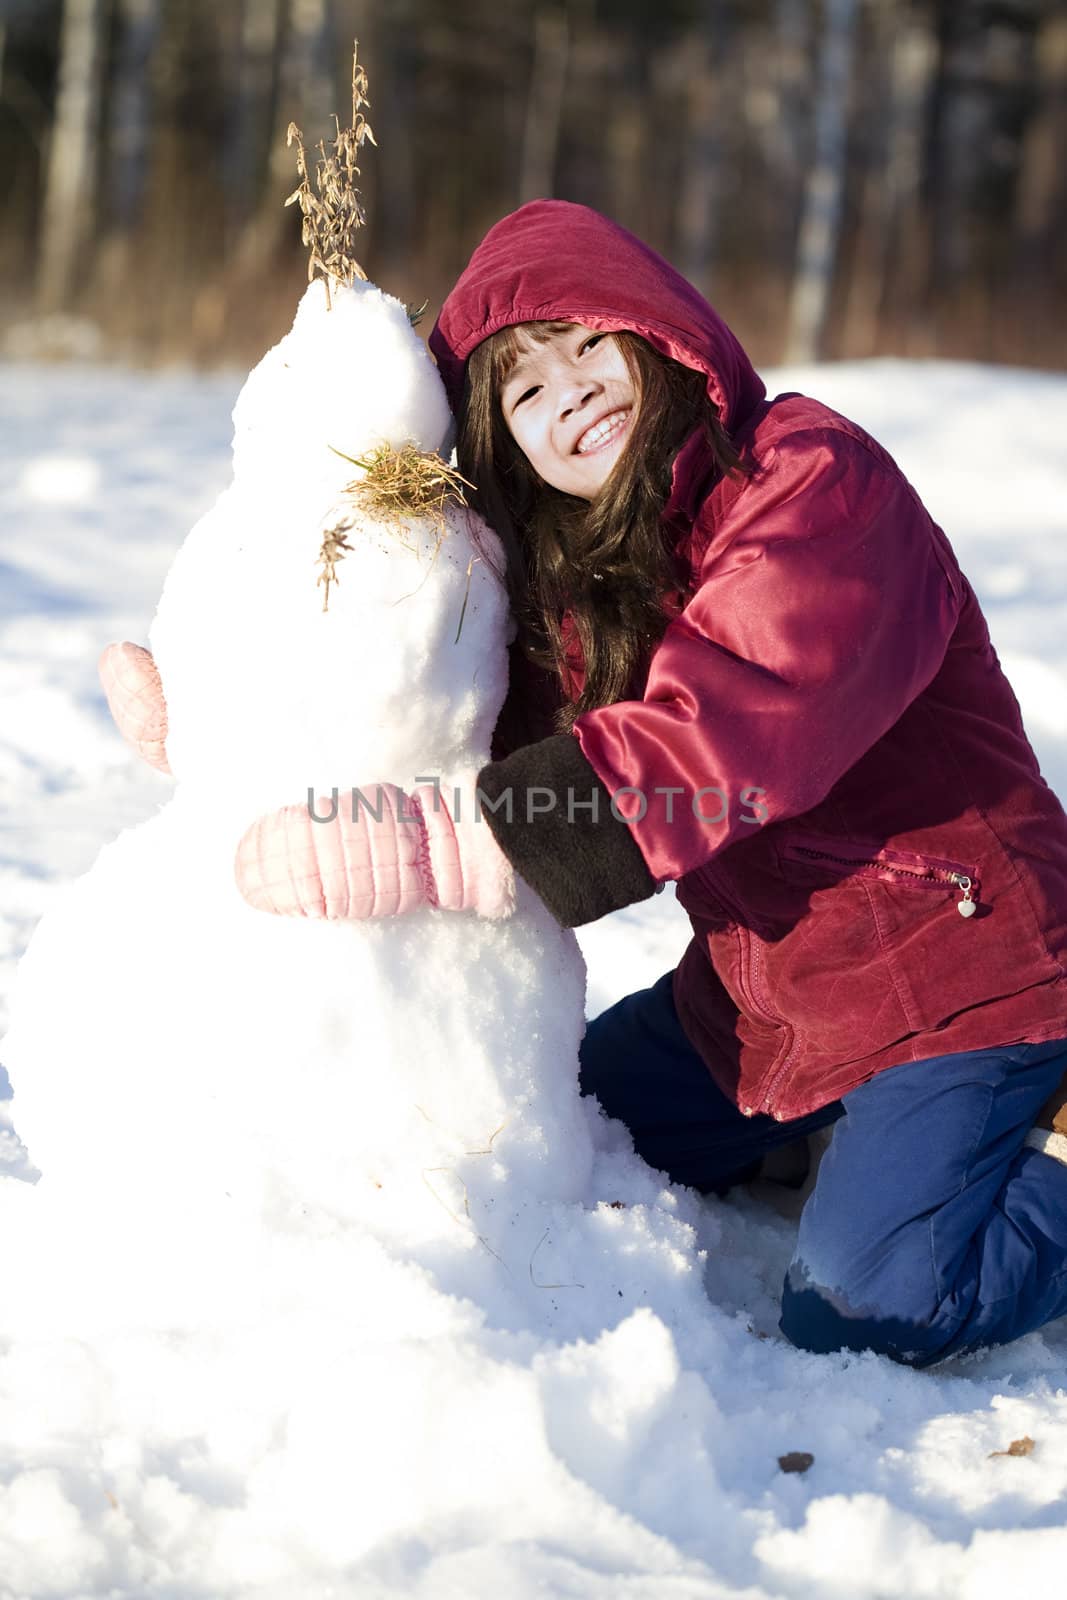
[0,0,1063,369]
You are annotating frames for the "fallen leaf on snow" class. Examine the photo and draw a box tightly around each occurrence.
[988,1435,1035,1459]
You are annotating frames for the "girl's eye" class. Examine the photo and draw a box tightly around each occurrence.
[579,334,605,355]
[512,385,539,409]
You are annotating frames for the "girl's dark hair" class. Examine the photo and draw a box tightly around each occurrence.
[457,321,748,729]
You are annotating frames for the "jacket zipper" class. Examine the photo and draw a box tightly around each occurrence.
[741,929,799,1119]
[783,844,977,915]
[701,868,799,1119]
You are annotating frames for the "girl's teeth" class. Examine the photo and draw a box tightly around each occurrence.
[578,413,625,453]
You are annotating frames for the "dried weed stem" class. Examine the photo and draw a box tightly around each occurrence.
[314,442,474,613]
[286,44,376,304]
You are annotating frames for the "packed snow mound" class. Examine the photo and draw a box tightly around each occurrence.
[231,276,453,494]
[151,279,501,807]
[0,257,711,1595]
[3,260,591,1251]
[5,355,1067,1598]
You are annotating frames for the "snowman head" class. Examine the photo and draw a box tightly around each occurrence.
[231,278,454,500]
[152,275,510,801]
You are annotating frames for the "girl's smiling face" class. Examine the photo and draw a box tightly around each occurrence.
[499,323,636,499]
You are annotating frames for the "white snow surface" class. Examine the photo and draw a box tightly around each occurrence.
[1,334,1066,1598]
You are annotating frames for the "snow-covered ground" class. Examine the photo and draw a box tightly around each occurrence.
[1,356,1066,1597]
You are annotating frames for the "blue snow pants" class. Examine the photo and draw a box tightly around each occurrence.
[578,970,1067,1368]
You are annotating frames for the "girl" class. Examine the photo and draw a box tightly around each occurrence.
[107,200,1067,1368]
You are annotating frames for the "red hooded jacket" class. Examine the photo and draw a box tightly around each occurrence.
[430,201,1067,1121]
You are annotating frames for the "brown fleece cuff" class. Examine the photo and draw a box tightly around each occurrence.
[475,733,658,928]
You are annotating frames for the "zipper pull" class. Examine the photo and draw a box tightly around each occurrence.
[953,874,976,918]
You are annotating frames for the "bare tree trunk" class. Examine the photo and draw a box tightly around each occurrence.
[772,0,808,247]
[287,0,337,146]
[881,11,938,354]
[232,0,338,275]
[926,6,986,313]
[226,0,285,233]
[1016,14,1067,267]
[928,2,1037,358]
[92,0,163,328]
[37,0,106,312]
[373,1,418,279]
[783,0,858,362]
[519,5,570,203]
[606,37,644,226]
[108,0,163,230]
[837,1,889,356]
[674,27,721,290]
[841,0,935,355]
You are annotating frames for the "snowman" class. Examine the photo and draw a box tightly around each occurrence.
[0,84,595,1328]
[0,77,731,1584]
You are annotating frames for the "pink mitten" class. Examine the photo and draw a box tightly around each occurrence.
[98,641,171,774]
[234,772,516,921]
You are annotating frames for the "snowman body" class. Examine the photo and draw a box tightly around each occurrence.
[3,280,593,1306]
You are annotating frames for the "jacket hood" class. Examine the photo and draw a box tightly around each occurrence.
[429,200,766,435]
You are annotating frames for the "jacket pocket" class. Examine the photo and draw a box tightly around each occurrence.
[777,831,979,916]
[774,829,987,1036]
